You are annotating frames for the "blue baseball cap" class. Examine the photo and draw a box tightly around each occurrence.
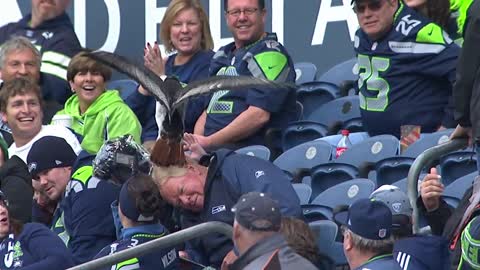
[334,198,392,240]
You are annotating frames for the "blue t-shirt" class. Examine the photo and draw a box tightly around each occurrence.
[355,2,459,137]
[205,33,296,146]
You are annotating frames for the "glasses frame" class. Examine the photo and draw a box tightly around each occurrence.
[226,7,259,17]
[352,0,385,14]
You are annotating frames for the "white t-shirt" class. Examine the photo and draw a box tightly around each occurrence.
[9,125,83,163]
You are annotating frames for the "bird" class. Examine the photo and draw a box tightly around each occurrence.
[86,50,295,167]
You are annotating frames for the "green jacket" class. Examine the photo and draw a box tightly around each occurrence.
[55,90,142,154]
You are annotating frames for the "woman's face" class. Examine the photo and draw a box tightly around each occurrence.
[0,202,10,238]
[170,8,202,56]
[69,70,106,112]
[404,0,427,9]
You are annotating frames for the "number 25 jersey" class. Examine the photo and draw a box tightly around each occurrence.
[354,2,460,137]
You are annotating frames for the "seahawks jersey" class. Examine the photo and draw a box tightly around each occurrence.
[355,1,460,137]
[205,33,296,146]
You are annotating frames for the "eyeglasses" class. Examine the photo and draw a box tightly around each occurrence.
[226,8,259,17]
[352,0,385,14]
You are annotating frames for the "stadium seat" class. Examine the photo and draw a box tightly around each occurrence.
[443,172,476,208]
[309,163,359,199]
[294,62,317,84]
[292,183,312,205]
[439,151,477,186]
[317,57,357,87]
[305,96,362,134]
[296,81,338,118]
[375,156,415,186]
[310,178,376,213]
[106,79,139,100]
[310,220,338,260]
[402,129,454,158]
[335,135,400,169]
[281,121,328,151]
[295,101,304,121]
[391,178,408,193]
[273,140,332,179]
[302,204,333,222]
[235,145,271,161]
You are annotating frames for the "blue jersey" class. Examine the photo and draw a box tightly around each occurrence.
[0,223,74,270]
[355,2,460,137]
[51,153,120,265]
[94,224,179,270]
[205,33,297,146]
[353,254,399,270]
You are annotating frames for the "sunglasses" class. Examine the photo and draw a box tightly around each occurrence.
[352,0,385,13]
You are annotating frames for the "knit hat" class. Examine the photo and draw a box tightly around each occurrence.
[27,136,77,178]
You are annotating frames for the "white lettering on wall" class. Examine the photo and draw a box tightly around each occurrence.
[271,0,284,44]
[209,0,233,50]
[145,0,167,53]
[312,0,358,45]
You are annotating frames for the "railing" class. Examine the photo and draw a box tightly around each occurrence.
[68,221,233,270]
[407,138,468,234]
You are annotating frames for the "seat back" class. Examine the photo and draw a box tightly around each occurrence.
[292,183,313,205]
[273,140,332,173]
[402,129,454,157]
[235,145,271,161]
[297,81,337,118]
[309,220,338,255]
[294,62,318,84]
[282,121,328,151]
[317,57,357,86]
[310,178,376,210]
[305,96,361,133]
[106,79,139,100]
[309,162,359,199]
[439,151,477,186]
[443,171,476,200]
[375,156,415,186]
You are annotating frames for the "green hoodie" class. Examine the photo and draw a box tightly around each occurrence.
[55,90,142,154]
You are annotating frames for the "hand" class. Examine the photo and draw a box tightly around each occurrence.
[450,124,473,146]
[183,133,208,161]
[420,167,444,212]
[221,250,238,270]
[144,41,165,76]
[179,250,190,259]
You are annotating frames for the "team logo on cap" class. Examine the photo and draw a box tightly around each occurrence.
[378,229,387,238]
[27,162,37,173]
[392,203,402,213]
[55,160,63,165]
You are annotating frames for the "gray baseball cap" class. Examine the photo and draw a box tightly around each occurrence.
[370,185,412,217]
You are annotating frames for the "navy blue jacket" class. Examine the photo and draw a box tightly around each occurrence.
[51,152,120,265]
[125,50,214,141]
[355,2,459,137]
[181,149,302,268]
[94,224,179,270]
[0,223,74,270]
[0,13,82,104]
[353,254,399,270]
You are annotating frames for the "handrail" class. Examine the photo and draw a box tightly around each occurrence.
[68,221,233,270]
[407,138,468,234]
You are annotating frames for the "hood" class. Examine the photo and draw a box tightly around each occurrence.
[18,12,74,30]
[63,90,124,117]
[393,235,451,270]
[0,155,31,184]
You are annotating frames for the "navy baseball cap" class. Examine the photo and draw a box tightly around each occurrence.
[119,178,155,223]
[27,136,77,178]
[231,192,281,232]
[459,216,480,270]
[334,198,392,240]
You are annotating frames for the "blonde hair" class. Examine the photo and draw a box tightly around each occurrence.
[160,0,214,53]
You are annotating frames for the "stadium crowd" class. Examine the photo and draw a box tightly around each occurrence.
[0,0,478,269]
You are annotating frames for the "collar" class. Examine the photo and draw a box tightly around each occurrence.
[121,223,167,239]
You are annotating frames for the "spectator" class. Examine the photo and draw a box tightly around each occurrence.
[0,78,82,162]
[370,185,413,239]
[189,0,296,150]
[0,36,64,126]
[131,0,214,142]
[228,192,318,270]
[393,234,451,270]
[26,136,120,265]
[0,0,82,105]
[152,146,302,268]
[352,0,460,138]
[0,189,74,270]
[458,215,480,269]
[94,174,179,270]
[31,178,56,226]
[54,51,142,154]
[280,216,335,270]
[403,0,451,28]
[334,198,398,269]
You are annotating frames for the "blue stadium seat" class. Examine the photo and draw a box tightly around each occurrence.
[302,204,333,222]
[402,129,454,158]
[273,140,332,177]
[391,178,408,192]
[305,96,362,134]
[318,132,369,146]
[235,145,271,161]
[309,163,359,200]
[281,121,328,151]
[294,62,318,84]
[106,79,139,100]
[309,220,340,263]
[295,101,304,121]
[310,178,376,213]
[292,183,312,205]
[443,172,476,202]
[439,151,477,186]
[296,81,338,118]
[317,57,357,86]
[375,156,415,186]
